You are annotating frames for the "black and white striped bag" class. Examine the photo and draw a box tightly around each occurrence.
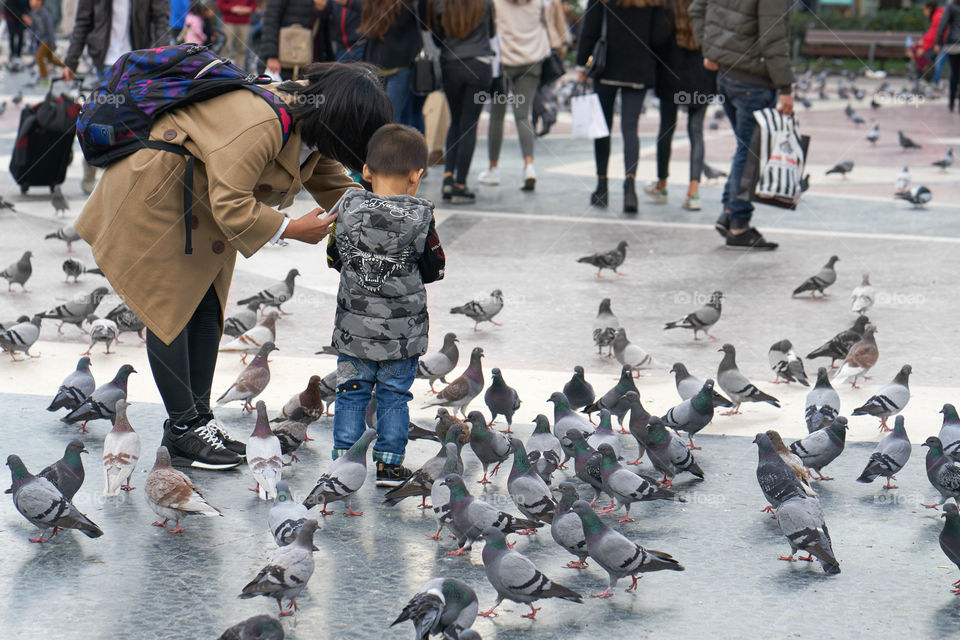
[738,108,809,210]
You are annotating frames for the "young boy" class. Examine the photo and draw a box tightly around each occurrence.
[25,0,61,83]
[326,124,445,487]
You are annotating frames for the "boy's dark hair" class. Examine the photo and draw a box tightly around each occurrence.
[925,1,939,11]
[365,124,428,176]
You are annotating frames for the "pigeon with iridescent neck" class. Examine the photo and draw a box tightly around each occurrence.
[467,411,511,484]
[548,391,591,462]
[551,482,589,569]
[303,427,375,516]
[562,366,595,410]
[789,417,848,481]
[805,367,840,432]
[37,439,87,501]
[857,416,911,489]
[423,347,485,416]
[921,436,960,508]
[939,404,960,461]
[565,429,606,506]
[484,368,521,432]
[269,481,310,547]
[61,363,136,431]
[669,362,733,408]
[754,432,806,516]
[391,577,479,639]
[526,414,563,473]
[507,438,555,525]
[624,391,650,465]
[239,518,318,616]
[597,444,676,522]
[442,474,542,555]
[248,402,283,500]
[806,315,870,367]
[47,356,95,413]
[384,432,464,508]
[584,364,638,429]
[661,380,715,450]
[644,417,704,487]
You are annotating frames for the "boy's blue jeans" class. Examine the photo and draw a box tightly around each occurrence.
[332,353,418,465]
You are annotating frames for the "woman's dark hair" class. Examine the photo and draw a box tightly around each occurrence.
[359,0,412,40]
[278,63,393,173]
[429,0,488,40]
[925,1,939,12]
[365,124,428,176]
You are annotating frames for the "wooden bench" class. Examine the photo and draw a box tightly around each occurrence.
[797,29,923,66]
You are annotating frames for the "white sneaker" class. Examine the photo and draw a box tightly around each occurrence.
[521,164,536,191]
[643,181,668,203]
[478,168,501,185]
[682,194,702,210]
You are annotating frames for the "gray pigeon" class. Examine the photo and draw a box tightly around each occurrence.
[548,392,592,462]
[932,148,954,171]
[1,250,32,291]
[391,577,479,639]
[303,427,376,515]
[563,366,595,410]
[105,302,146,342]
[852,364,911,430]
[806,315,871,366]
[223,301,261,338]
[663,290,722,340]
[423,347,485,416]
[441,474,543,554]
[717,344,781,414]
[450,290,504,331]
[597,444,676,522]
[38,286,110,333]
[921,436,960,508]
[793,256,839,297]
[269,481,310,546]
[61,363,136,431]
[83,316,119,355]
[428,454,467,540]
[551,482,589,568]
[0,315,41,360]
[768,339,809,385]
[6,454,103,543]
[661,380,715,450]
[866,123,879,144]
[939,404,960,461]
[896,185,932,208]
[62,258,104,283]
[592,298,618,355]
[857,416,911,489]
[240,519,319,616]
[805,367,841,432]
[583,364,638,428]
[526,414,564,474]
[587,409,624,459]
[478,526,582,618]
[612,328,661,372]
[52,186,69,216]
[774,495,841,574]
[754,432,806,513]
[237,268,299,313]
[623,391,650,465]
[577,241,628,278]
[272,408,313,462]
[526,449,560,486]
[467,411,512,484]
[216,342,278,412]
[940,503,960,595]
[571,500,684,597]
[507,438,556,525]
[825,161,853,178]
[643,417,704,487]
[565,429,607,506]
[145,447,223,532]
[417,332,459,392]
[217,615,284,640]
[37,439,87,501]
[384,439,463,508]
[789,417,848,480]
[670,362,733,408]
[484,368,521,432]
[44,224,82,252]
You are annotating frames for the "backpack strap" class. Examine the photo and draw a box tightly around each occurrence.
[143,140,196,255]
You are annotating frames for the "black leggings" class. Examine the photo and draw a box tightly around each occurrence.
[146,286,223,426]
[6,17,24,58]
[594,82,646,177]
[949,53,960,109]
[442,58,492,184]
[655,101,709,181]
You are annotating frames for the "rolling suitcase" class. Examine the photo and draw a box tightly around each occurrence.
[9,80,80,194]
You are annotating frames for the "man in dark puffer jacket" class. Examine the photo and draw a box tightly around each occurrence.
[689,0,794,251]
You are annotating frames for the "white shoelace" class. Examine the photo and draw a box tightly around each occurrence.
[194,424,226,450]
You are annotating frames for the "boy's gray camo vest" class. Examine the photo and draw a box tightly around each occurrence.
[331,190,434,361]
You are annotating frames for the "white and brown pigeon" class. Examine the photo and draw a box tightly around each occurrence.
[216,342,278,412]
[145,446,223,533]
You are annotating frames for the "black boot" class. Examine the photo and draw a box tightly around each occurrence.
[623,178,638,213]
[590,177,608,208]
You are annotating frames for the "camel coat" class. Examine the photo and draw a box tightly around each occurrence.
[75,87,357,345]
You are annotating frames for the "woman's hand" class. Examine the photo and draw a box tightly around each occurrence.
[267,58,282,74]
[703,58,719,71]
[282,208,338,244]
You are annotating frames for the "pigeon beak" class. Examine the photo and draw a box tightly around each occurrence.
[81,447,89,454]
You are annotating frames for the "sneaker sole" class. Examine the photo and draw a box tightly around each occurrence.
[715,223,732,239]
[376,478,407,487]
[522,178,536,191]
[724,243,778,251]
[478,179,500,186]
[170,455,243,470]
[451,197,476,205]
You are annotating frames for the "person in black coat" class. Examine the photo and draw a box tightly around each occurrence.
[262,0,324,79]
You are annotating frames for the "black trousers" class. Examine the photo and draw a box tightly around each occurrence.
[949,53,960,110]
[594,82,647,177]
[442,58,493,184]
[146,286,223,426]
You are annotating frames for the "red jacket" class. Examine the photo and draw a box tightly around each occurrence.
[217,0,258,25]
[921,6,944,51]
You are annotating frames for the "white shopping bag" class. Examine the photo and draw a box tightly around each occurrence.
[570,92,610,139]
[738,108,809,209]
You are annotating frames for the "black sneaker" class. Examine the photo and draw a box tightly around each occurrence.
[203,417,246,457]
[376,462,413,487]
[725,227,778,251]
[161,421,243,470]
[714,212,732,239]
[450,185,476,205]
[442,176,454,201]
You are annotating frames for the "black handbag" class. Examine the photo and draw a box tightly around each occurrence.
[410,49,441,96]
[539,51,565,87]
[584,4,608,79]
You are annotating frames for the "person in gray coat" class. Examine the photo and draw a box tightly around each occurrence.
[325,124,446,487]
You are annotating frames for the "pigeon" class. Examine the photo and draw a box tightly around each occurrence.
[82,316,119,354]
[303,427,375,515]
[774,495,841,574]
[37,286,110,333]
[384,439,462,508]
[477,526,582,618]
[857,416,911,489]
[237,268,300,313]
[0,314,30,331]
[753,433,808,515]
[428,453,467,540]
[592,298,619,356]
[248,402,283,500]
[716,344,781,414]
[217,615,285,640]
[588,409,624,459]
[271,408,313,463]
[563,366,595,411]
[391,578,479,639]
[239,519,319,616]
[661,380,715,449]
[278,375,325,421]
[432,407,471,446]
[894,166,911,193]
[669,362,733,408]
[484,368,521,431]
[583,364,638,427]
[216,342,278,412]
[548,391,592,462]
[792,255,839,298]
[939,503,960,595]
[866,124,879,144]
[577,240,628,278]
[314,370,338,416]
[102,400,141,495]
[570,501,684,598]
[940,404,960,461]
[61,258,103,283]
[825,161,853,178]
[612,328,662,372]
[833,324,879,388]
[805,367,841,432]
[644,417,704,487]
[526,449,560,487]
[526,414,564,472]
[852,364,911,430]
[507,438,556,525]
[932,148,954,171]
[44,225,82,252]
[921,436,960,508]
[442,474,543,554]
[1,250,32,291]
[565,429,608,505]
[6,455,103,543]
[450,290,504,331]
[806,315,871,367]
[898,130,922,150]
[48,356,96,413]
[597,444,676,522]
[467,411,512,484]
[62,363,136,431]
[416,332,459,392]
[423,347,484,416]
[850,273,875,315]
[223,301,261,338]
[768,339,809,385]
[551,482,590,568]
[12,89,22,106]
[105,302,146,342]
[145,446,223,533]
[896,185,932,208]
[765,430,816,498]
[220,310,279,363]
[623,391,650,465]
[789,417,848,480]
[0,315,41,360]
[269,481,310,547]
[52,185,69,216]
[35,439,87,502]
[703,164,727,180]
[663,290,722,340]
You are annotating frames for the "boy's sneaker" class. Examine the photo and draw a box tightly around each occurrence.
[682,194,701,210]
[376,462,413,487]
[725,227,778,251]
[643,182,668,203]
[478,167,500,185]
[161,421,243,470]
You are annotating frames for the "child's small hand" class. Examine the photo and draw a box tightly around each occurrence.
[282,208,338,244]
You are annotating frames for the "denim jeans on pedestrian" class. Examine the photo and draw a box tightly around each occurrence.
[384,67,421,131]
[335,43,366,63]
[332,353,418,465]
[718,77,777,229]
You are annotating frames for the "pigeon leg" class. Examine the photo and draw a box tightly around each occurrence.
[152,519,169,528]
[517,528,538,535]
[687,435,701,450]
[9,351,23,362]
[80,346,93,355]
[521,604,542,619]
[952,579,960,588]
[797,555,814,562]
[477,473,491,485]
[708,334,718,341]
[490,320,502,327]
[478,599,502,617]
[879,416,891,431]
[473,323,480,332]
[778,554,796,562]
[278,601,294,617]
[617,271,625,277]
[659,476,673,489]
[76,421,89,434]
[105,342,112,354]
[343,508,364,517]
[693,330,701,341]
[721,405,741,416]
[168,522,184,534]
[760,506,774,514]
[120,482,135,491]
[28,534,48,543]
[616,512,635,523]
[811,469,834,481]
[317,503,336,516]
[921,502,942,510]
[882,477,898,489]
[590,588,613,599]
[595,270,602,279]
[426,529,443,540]
[447,547,470,556]
[57,322,64,334]
[625,576,641,592]
[566,560,589,569]
[627,457,642,465]
[490,462,503,476]
[241,353,248,365]
[249,483,261,493]
[418,496,432,509]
